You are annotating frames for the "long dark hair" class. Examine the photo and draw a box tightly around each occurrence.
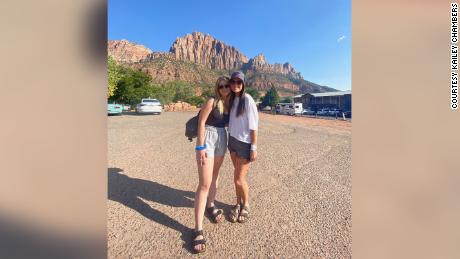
[230,82,246,117]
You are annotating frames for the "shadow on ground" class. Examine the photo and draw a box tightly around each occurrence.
[108,168,197,253]
[108,167,232,254]
[122,111,161,116]
[0,215,105,259]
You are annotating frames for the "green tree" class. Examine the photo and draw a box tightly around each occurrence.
[150,83,176,105]
[111,66,153,105]
[201,85,215,99]
[246,87,260,100]
[107,56,122,98]
[186,96,206,107]
[171,82,195,102]
[262,86,280,109]
[281,96,293,103]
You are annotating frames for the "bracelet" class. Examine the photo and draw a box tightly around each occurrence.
[250,144,257,151]
[195,144,207,151]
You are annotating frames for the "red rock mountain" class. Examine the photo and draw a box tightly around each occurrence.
[170,32,248,70]
[107,40,152,63]
[243,54,301,79]
[108,32,337,94]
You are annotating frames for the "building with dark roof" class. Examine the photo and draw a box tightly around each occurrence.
[293,90,351,111]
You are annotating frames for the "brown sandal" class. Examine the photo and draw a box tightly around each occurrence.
[238,205,250,223]
[229,204,240,223]
[205,206,224,223]
[192,230,206,253]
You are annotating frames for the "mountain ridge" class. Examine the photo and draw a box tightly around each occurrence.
[108,32,338,94]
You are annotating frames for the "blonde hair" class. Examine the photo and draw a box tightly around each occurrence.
[212,76,230,118]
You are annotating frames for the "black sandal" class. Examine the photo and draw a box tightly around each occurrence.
[238,205,250,223]
[229,204,240,223]
[192,230,206,253]
[205,206,224,223]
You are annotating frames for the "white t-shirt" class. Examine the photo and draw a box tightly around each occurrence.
[229,93,259,144]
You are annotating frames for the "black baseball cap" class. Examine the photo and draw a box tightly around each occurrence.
[230,71,245,83]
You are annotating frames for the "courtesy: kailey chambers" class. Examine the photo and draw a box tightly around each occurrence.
[451,3,458,109]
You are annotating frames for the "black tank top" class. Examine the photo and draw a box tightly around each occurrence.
[205,103,229,128]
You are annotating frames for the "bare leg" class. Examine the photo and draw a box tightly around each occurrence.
[229,151,237,167]
[234,156,250,207]
[193,156,214,251]
[207,155,225,207]
[230,152,242,205]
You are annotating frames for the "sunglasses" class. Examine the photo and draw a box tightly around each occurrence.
[230,80,243,85]
[218,84,230,89]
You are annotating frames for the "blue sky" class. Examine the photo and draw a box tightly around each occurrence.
[108,0,351,90]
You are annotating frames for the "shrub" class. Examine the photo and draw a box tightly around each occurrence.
[261,86,280,108]
[246,87,260,100]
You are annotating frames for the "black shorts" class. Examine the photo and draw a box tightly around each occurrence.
[228,135,251,161]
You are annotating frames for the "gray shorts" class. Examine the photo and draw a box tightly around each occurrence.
[228,135,251,161]
[204,125,227,157]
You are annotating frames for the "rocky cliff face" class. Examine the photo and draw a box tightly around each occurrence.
[108,39,152,63]
[108,33,337,93]
[243,54,302,79]
[246,75,300,92]
[170,32,248,70]
[131,55,226,84]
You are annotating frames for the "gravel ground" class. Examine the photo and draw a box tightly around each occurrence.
[108,111,351,258]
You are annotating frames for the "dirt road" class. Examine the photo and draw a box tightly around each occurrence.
[108,112,351,258]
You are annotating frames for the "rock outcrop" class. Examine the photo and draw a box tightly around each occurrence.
[144,51,175,61]
[107,32,337,94]
[131,55,224,84]
[170,32,248,70]
[108,39,152,63]
[247,77,300,92]
[163,101,197,112]
[243,54,301,79]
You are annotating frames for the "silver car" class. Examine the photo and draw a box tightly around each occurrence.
[136,98,162,114]
[328,109,340,116]
[316,109,329,116]
[302,109,316,115]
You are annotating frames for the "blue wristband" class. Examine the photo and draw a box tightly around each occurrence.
[195,144,207,151]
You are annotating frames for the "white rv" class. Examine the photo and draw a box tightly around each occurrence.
[276,103,303,116]
[275,103,289,114]
[292,103,303,115]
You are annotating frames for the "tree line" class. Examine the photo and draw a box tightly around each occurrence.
[108,56,211,106]
[108,56,287,109]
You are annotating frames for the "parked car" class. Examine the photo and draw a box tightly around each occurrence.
[136,98,162,114]
[302,108,316,115]
[262,106,272,111]
[316,108,330,116]
[108,103,123,115]
[328,108,341,116]
[123,104,131,111]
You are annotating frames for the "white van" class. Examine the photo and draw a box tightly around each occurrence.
[277,102,303,115]
[284,104,295,115]
[276,103,287,114]
[293,103,303,115]
[276,103,290,115]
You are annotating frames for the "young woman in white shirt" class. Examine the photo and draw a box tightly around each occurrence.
[227,71,259,223]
